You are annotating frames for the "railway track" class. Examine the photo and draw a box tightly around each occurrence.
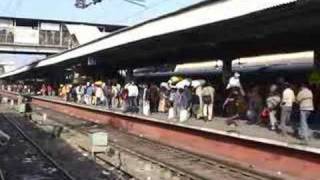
[29,106,279,180]
[1,92,318,179]
[0,113,75,180]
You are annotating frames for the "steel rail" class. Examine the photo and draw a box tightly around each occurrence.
[1,114,76,180]
[42,111,273,180]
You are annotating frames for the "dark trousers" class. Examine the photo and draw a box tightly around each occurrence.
[150,100,159,113]
[128,96,138,113]
[106,96,112,109]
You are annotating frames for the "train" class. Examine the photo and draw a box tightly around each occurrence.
[133,51,316,84]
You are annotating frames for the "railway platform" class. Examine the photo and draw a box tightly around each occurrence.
[1,90,320,180]
[34,95,320,153]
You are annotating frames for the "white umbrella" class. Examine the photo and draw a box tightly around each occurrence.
[160,82,170,90]
[191,79,206,88]
[176,79,191,89]
[169,76,183,85]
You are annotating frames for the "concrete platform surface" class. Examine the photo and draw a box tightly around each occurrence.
[33,96,320,155]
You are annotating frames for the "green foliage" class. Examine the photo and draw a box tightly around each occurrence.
[309,70,320,85]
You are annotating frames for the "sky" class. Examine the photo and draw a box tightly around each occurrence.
[0,0,204,69]
[0,0,204,26]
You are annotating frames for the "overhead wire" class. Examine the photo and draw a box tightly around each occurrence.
[117,0,170,25]
[91,0,146,25]
[123,0,146,8]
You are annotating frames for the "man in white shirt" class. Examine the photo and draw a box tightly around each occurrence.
[127,81,139,113]
[280,83,295,136]
[296,84,314,141]
[95,85,104,106]
[226,72,241,90]
[75,85,82,103]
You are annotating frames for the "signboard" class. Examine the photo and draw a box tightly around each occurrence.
[40,23,60,31]
[14,27,39,44]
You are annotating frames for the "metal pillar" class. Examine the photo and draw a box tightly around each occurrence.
[314,50,320,70]
[222,59,232,86]
[60,24,63,46]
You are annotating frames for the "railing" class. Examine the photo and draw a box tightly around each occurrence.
[0,29,14,44]
[0,28,78,48]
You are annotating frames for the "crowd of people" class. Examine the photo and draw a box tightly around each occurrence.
[1,72,318,142]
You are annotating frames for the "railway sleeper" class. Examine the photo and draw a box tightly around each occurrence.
[28,108,275,180]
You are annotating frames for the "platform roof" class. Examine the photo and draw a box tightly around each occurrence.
[3,0,319,79]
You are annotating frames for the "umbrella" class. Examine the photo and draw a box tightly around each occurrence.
[191,79,206,88]
[160,82,170,90]
[176,79,191,89]
[94,81,103,86]
[169,76,183,85]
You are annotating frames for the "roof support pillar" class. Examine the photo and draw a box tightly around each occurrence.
[222,58,233,86]
[314,50,320,70]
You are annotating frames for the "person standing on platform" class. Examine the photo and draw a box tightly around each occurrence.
[226,72,245,95]
[296,84,314,141]
[71,85,77,102]
[111,82,120,109]
[149,83,160,113]
[173,88,183,120]
[224,88,247,126]
[104,82,113,109]
[40,84,47,96]
[202,83,215,121]
[141,84,150,116]
[191,88,200,119]
[280,82,295,136]
[91,84,98,105]
[121,84,129,112]
[116,82,122,108]
[84,82,93,105]
[95,84,104,106]
[180,85,192,122]
[47,84,53,96]
[266,85,281,131]
[75,84,82,103]
[194,83,204,119]
[79,84,86,104]
[246,86,263,124]
[59,84,67,101]
[168,88,177,119]
[158,83,170,113]
[127,81,139,113]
